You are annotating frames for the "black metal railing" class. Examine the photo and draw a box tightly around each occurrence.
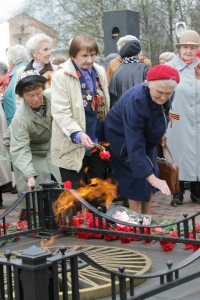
[1,180,200,246]
[1,245,200,300]
[0,180,62,242]
[60,189,200,246]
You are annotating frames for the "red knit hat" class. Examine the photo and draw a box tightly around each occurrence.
[146,65,180,83]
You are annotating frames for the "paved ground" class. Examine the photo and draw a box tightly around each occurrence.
[1,188,200,299]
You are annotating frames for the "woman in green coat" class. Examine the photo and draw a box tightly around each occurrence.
[3,70,61,218]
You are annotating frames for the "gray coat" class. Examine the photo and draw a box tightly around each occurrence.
[166,55,200,181]
[3,91,61,194]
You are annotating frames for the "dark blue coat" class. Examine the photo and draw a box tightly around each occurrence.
[104,83,172,202]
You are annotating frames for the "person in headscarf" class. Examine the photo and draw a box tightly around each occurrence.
[106,35,152,89]
[3,70,61,219]
[159,52,176,64]
[109,39,151,107]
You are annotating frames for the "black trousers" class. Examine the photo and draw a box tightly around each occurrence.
[60,151,107,188]
[190,181,200,196]
[60,151,107,211]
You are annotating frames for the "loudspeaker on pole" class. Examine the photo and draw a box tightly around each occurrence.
[103,9,140,57]
[176,22,187,38]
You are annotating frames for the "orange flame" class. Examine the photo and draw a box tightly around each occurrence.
[40,235,56,249]
[54,178,117,224]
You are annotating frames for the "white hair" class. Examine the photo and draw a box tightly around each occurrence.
[0,62,8,75]
[117,35,140,52]
[7,45,29,65]
[145,79,178,88]
[26,33,52,59]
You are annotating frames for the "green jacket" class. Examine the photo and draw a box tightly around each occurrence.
[3,91,61,194]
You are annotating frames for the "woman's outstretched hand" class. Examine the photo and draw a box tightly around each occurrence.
[27,177,36,191]
[146,174,171,195]
[80,133,95,150]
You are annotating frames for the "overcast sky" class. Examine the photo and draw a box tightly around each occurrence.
[0,0,25,21]
[0,0,25,63]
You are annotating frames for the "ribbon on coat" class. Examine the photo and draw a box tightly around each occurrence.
[168,112,180,128]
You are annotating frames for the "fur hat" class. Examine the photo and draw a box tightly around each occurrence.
[119,40,141,58]
[15,70,47,95]
[176,30,200,49]
[117,35,140,52]
[146,65,180,83]
[159,52,176,63]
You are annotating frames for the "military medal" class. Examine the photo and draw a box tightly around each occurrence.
[83,100,88,107]
[86,94,92,100]
[86,90,92,101]
[81,83,86,89]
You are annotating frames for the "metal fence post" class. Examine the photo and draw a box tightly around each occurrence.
[16,245,52,300]
[118,265,127,300]
[39,179,61,234]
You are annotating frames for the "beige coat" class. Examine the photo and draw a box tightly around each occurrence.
[3,91,61,194]
[51,58,110,172]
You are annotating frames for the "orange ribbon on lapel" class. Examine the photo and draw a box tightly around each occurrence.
[91,94,103,111]
[46,75,51,85]
[168,112,180,128]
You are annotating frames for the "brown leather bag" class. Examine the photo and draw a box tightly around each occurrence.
[157,145,179,194]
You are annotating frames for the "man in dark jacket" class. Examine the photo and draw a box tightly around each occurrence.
[109,39,151,107]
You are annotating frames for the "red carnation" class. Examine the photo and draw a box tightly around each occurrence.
[192,236,200,251]
[160,241,174,251]
[63,180,72,189]
[77,232,95,239]
[195,226,200,232]
[169,231,178,244]
[16,220,28,231]
[183,243,193,250]
[77,211,84,224]
[94,234,104,239]
[77,232,87,239]
[132,227,142,241]
[120,236,130,244]
[30,232,37,238]
[72,218,80,227]
[169,231,178,237]
[104,228,118,240]
[99,150,111,160]
[143,227,153,243]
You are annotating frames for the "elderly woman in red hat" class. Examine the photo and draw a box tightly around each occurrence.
[104,65,180,214]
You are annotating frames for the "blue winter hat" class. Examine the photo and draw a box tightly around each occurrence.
[119,40,141,58]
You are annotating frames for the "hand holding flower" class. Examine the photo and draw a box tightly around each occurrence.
[59,141,111,161]
[80,133,95,150]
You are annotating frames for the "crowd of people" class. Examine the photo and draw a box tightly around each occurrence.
[0,29,200,219]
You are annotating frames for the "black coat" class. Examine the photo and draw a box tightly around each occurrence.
[109,61,151,107]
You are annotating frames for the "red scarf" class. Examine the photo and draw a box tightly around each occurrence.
[179,54,195,64]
